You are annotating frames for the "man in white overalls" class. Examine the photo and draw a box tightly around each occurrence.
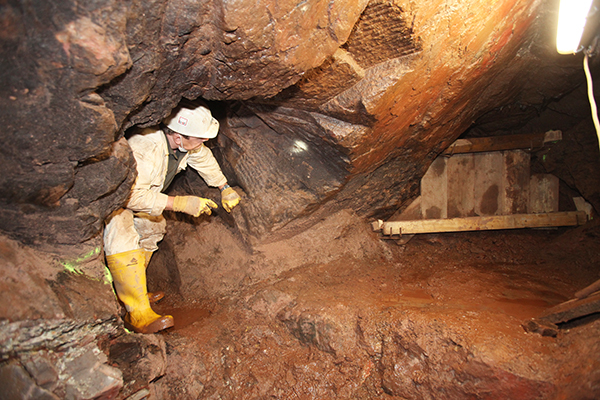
[104,103,240,333]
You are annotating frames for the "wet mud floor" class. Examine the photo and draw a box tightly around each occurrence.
[149,220,600,399]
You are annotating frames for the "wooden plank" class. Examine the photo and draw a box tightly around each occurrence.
[442,130,562,155]
[537,292,600,325]
[474,152,503,216]
[529,174,559,213]
[522,319,558,337]
[375,211,587,236]
[502,150,530,215]
[575,278,600,299]
[447,153,475,218]
[421,157,447,219]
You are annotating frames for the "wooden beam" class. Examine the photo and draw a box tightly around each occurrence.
[421,157,447,219]
[502,150,530,214]
[537,291,600,325]
[575,278,600,299]
[522,319,558,337]
[372,211,587,236]
[529,174,559,213]
[442,130,562,155]
[523,291,600,336]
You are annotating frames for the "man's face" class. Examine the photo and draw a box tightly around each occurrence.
[179,135,208,152]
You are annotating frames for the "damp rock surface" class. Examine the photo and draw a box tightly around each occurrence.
[1,0,600,398]
[148,215,600,399]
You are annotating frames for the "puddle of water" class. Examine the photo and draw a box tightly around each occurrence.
[490,296,554,320]
[378,288,434,308]
[154,304,212,330]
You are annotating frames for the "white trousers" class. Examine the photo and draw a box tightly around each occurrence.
[104,209,167,256]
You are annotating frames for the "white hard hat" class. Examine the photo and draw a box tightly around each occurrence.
[164,104,219,139]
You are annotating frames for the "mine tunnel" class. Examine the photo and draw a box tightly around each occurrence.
[2,0,600,398]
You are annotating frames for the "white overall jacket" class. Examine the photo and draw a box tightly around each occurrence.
[104,127,228,255]
[127,127,227,216]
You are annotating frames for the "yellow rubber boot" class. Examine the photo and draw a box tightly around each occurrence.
[143,250,165,304]
[106,249,174,334]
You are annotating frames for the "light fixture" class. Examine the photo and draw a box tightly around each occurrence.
[556,0,594,54]
[556,0,600,152]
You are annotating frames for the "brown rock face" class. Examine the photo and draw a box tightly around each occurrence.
[3,2,600,398]
[144,217,600,399]
[0,0,588,245]
[0,1,134,245]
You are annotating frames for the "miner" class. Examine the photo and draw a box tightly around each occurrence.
[103,103,241,334]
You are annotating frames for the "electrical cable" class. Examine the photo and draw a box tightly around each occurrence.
[583,52,600,154]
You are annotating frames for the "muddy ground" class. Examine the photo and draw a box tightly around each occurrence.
[123,210,600,399]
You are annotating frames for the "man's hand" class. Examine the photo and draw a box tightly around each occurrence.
[221,187,241,213]
[172,196,218,217]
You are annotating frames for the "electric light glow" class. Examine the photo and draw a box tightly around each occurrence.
[556,0,594,54]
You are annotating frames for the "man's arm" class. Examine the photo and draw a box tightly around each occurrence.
[126,134,170,216]
[164,196,174,211]
[186,145,240,212]
[186,144,228,188]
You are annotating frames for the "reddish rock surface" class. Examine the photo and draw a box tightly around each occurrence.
[147,213,600,399]
[2,0,600,398]
[0,0,589,244]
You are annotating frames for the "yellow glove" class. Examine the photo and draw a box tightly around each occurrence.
[220,186,240,213]
[172,196,217,217]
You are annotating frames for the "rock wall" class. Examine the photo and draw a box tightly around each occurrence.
[0,0,586,246]
[1,1,133,245]
[1,1,599,397]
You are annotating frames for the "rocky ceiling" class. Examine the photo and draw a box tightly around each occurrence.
[0,0,591,249]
